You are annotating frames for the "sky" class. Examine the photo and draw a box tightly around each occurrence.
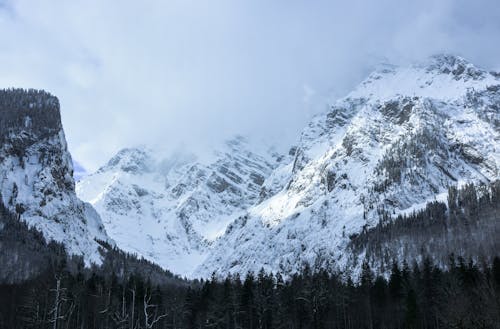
[0,0,499,172]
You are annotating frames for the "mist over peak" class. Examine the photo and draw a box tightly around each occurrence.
[1,0,499,172]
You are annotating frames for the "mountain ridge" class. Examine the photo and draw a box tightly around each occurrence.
[77,136,281,275]
[195,54,498,277]
[75,54,499,277]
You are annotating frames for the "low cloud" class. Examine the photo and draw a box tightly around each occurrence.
[1,0,499,170]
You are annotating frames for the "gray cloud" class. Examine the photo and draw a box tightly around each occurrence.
[0,0,499,170]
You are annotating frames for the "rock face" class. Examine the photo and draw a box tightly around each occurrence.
[0,89,111,265]
[76,137,280,275]
[79,55,499,278]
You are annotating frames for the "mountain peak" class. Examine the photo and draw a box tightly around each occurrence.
[427,53,469,66]
[347,54,498,103]
[103,147,154,173]
[422,54,485,79]
[77,55,499,278]
[77,135,280,276]
[196,54,500,277]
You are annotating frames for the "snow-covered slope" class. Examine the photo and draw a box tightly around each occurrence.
[76,55,499,278]
[76,137,281,275]
[195,55,499,277]
[0,89,111,265]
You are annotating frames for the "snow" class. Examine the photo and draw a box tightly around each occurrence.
[348,55,498,103]
[0,128,112,266]
[72,54,500,278]
[194,55,500,278]
[396,191,449,217]
[77,137,278,277]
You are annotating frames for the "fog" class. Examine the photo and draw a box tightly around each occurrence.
[1,0,499,171]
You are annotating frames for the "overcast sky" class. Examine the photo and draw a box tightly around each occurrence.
[1,0,499,171]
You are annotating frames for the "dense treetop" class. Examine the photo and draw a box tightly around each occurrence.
[0,88,61,141]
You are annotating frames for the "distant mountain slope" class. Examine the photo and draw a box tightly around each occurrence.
[77,137,282,275]
[0,89,111,266]
[196,55,499,277]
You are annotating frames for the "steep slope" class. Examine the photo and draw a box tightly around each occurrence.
[0,89,111,265]
[76,137,281,275]
[196,55,499,277]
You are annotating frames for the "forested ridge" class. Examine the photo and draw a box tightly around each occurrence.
[0,182,499,328]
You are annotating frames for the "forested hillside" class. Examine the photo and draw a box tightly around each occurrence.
[349,180,500,274]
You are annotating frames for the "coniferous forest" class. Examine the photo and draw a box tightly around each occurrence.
[1,182,499,329]
[1,253,500,328]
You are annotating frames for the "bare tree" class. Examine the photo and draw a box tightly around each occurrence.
[112,286,129,329]
[99,287,113,329]
[143,289,168,329]
[49,277,72,329]
[129,287,136,329]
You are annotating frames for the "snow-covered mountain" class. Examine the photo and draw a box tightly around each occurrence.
[0,89,111,265]
[76,137,281,275]
[195,54,499,277]
[78,54,499,278]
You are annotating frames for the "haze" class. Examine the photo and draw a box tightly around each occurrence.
[0,0,499,172]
